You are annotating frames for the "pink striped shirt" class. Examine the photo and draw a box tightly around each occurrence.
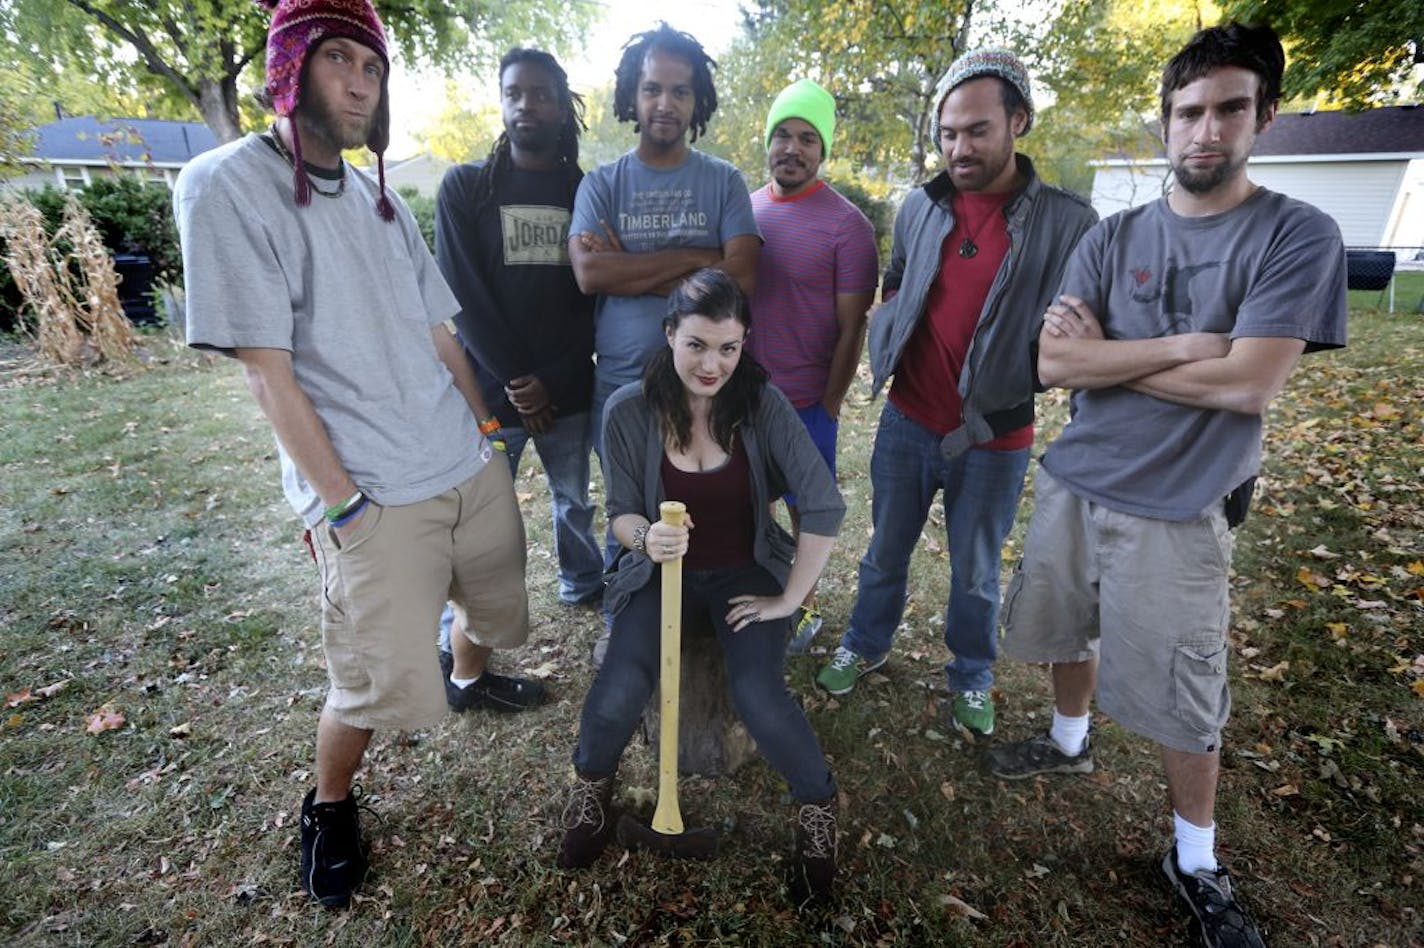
[748,181,879,406]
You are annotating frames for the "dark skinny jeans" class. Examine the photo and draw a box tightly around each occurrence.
[572,563,836,803]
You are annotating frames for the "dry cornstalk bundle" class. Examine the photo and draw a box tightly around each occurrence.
[55,195,137,363]
[0,191,83,365]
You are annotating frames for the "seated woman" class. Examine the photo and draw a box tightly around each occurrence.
[557,268,846,902]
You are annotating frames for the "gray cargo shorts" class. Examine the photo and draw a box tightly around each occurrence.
[1001,468,1233,754]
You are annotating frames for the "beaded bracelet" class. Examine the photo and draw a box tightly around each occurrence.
[478,417,501,436]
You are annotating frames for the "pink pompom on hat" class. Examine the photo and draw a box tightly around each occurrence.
[257,0,395,221]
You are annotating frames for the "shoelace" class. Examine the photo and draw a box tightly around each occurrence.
[963,691,988,711]
[562,776,609,831]
[798,803,837,859]
[830,648,857,671]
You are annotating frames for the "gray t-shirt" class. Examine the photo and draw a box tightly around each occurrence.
[571,148,759,384]
[175,134,486,526]
[1043,188,1347,520]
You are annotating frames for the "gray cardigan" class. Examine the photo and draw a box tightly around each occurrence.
[600,380,846,616]
[869,155,1097,457]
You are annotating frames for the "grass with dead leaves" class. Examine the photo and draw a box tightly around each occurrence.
[1,309,1420,947]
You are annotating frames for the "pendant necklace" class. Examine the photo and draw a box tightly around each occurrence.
[956,199,998,259]
[269,124,347,198]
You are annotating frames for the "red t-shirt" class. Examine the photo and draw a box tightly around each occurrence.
[660,436,756,570]
[888,189,1033,450]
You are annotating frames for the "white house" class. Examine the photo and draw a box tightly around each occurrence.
[1090,105,1424,251]
[5,116,219,192]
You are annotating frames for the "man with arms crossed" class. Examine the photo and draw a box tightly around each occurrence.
[748,79,878,652]
[175,0,534,908]
[988,23,1346,947]
[816,50,1096,742]
[569,22,759,455]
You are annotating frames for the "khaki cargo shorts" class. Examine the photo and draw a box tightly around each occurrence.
[1001,468,1234,754]
[309,460,530,731]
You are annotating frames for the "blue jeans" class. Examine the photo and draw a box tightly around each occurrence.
[504,412,603,604]
[842,401,1030,692]
[573,564,836,802]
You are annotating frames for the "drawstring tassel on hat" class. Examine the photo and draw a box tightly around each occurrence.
[375,156,394,221]
[289,121,312,207]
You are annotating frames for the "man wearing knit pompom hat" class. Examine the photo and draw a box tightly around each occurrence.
[747,79,878,653]
[816,48,1097,741]
[174,0,540,908]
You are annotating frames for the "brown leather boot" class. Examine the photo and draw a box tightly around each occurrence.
[557,772,615,869]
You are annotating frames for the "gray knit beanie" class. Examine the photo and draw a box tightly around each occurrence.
[932,47,1034,135]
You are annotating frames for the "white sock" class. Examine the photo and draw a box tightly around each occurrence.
[449,673,480,689]
[1049,709,1090,756]
[1173,811,1218,874]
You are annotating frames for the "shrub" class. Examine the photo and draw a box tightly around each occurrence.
[397,186,436,253]
[1,177,179,333]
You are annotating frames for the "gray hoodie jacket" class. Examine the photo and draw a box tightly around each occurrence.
[869,155,1097,457]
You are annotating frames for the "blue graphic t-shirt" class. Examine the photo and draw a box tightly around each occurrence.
[571,149,758,383]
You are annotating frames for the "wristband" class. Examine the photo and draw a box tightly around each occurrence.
[329,495,369,529]
[478,417,501,436]
[324,489,364,523]
[631,522,650,553]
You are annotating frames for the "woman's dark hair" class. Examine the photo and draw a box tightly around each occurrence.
[476,48,586,204]
[644,268,766,453]
[613,23,718,143]
[1160,22,1284,129]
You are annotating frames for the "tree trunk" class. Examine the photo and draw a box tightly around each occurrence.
[196,76,243,143]
[640,615,758,777]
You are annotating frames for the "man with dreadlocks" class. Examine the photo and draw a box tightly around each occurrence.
[174,0,535,908]
[569,22,760,461]
[432,49,604,691]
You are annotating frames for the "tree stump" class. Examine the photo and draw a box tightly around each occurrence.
[641,614,758,776]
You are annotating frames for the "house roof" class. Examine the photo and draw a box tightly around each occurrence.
[27,117,219,166]
[1254,105,1424,157]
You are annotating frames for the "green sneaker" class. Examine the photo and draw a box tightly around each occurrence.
[950,690,995,736]
[815,646,886,696]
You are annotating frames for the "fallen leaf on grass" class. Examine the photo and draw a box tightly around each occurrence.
[938,893,988,920]
[1256,661,1290,683]
[1308,545,1341,560]
[6,689,36,708]
[1296,566,1330,589]
[1413,680,1424,699]
[85,705,125,734]
[36,680,68,698]
[1269,783,1299,797]
[168,722,192,738]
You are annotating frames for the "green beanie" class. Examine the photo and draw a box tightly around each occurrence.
[764,79,836,160]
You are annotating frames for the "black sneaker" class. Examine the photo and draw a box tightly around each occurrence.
[299,788,369,908]
[557,772,615,869]
[438,649,453,682]
[789,799,837,906]
[446,670,545,713]
[1162,847,1266,947]
[986,731,1094,779]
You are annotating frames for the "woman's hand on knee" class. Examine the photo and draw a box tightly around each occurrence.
[726,593,793,633]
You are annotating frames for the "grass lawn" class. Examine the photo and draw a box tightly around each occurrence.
[1,312,1420,946]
